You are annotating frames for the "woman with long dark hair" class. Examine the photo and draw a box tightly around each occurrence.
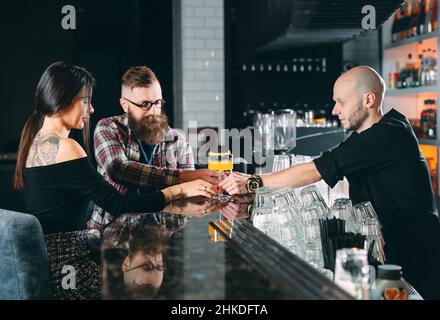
[14,62,215,234]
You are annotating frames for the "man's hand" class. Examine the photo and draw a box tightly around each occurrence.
[218,172,251,195]
[231,194,254,204]
[163,197,224,217]
[219,201,250,221]
[179,169,226,185]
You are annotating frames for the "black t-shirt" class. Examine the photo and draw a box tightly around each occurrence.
[138,140,156,166]
[23,157,165,234]
[315,109,438,227]
[314,109,440,299]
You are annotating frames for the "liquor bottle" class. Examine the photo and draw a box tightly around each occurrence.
[425,48,438,85]
[392,10,401,42]
[411,0,420,36]
[406,1,413,38]
[292,59,298,73]
[315,58,321,72]
[429,99,437,138]
[418,0,427,34]
[395,62,402,88]
[421,99,430,137]
[432,0,438,31]
[399,2,408,39]
[419,52,424,85]
[388,72,394,89]
[430,49,437,85]
[425,0,433,33]
[421,49,427,85]
[405,53,416,86]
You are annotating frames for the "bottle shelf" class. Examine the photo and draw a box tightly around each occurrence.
[384,31,439,50]
[386,85,438,96]
[418,137,438,145]
[383,0,440,195]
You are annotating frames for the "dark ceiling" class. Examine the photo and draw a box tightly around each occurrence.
[230,0,404,56]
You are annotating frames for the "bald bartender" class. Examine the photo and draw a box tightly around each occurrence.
[220,66,440,299]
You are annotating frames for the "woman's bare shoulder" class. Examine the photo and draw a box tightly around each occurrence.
[56,137,87,163]
[26,133,86,168]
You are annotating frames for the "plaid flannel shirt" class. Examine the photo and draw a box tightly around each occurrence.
[88,113,194,230]
[102,212,189,250]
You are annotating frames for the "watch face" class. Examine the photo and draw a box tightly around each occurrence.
[249,180,259,192]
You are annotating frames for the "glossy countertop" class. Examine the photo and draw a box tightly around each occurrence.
[99,196,352,300]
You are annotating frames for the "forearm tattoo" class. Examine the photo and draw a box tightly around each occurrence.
[26,133,60,167]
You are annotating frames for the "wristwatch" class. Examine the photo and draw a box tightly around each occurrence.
[246,204,254,217]
[247,175,263,194]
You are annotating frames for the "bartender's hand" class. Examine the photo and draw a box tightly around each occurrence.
[179,169,226,185]
[218,172,251,195]
[220,201,250,221]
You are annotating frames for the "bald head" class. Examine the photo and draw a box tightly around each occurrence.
[332,66,385,132]
[337,66,386,108]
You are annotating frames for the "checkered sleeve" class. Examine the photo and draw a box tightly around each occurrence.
[177,140,195,170]
[94,121,179,190]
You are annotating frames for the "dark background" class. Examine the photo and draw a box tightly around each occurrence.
[0,0,173,212]
[0,0,174,153]
[224,0,342,129]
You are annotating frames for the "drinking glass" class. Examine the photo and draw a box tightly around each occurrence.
[208,151,233,200]
[353,202,386,264]
[334,248,370,300]
[272,155,290,172]
[274,110,297,153]
[208,150,233,173]
[331,198,356,233]
[300,185,326,208]
[329,178,350,205]
[301,207,323,244]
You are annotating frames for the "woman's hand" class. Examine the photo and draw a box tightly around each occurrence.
[177,179,218,199]
[163,197,223,217]
[218,172,251,195]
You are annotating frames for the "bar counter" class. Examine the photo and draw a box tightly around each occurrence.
[100,201,352,300]
[44,196,422,300]
[42,195,353,300]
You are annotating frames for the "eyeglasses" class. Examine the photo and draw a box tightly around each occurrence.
[123,97,166,111]
[126,261,165,272]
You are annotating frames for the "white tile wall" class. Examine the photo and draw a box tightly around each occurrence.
[173,0,225,133]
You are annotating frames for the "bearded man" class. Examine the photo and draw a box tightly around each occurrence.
[88,66,219,230]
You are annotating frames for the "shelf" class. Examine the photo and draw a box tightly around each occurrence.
[383,31,439,50]
[386,85,438,96]
[418,138,438,146]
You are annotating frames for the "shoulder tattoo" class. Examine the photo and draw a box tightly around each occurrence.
[27,134,60,167]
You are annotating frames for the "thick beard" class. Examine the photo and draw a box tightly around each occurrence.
[347,104,369,132]
[128,111,169,144]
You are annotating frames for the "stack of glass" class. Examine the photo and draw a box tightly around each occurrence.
[251,175,386,282]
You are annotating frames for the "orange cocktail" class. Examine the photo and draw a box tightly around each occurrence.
[208,151,233,173]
